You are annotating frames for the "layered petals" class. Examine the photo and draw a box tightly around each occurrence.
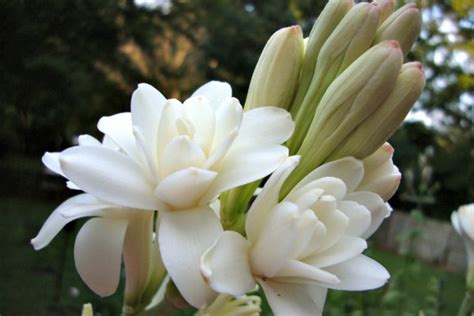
[158,206,223,308]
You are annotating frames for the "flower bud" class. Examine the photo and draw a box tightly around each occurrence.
[81,304,93,316]
[291,0,352,116]
[328,62,425,160]
[375,0,396,25]
[373,3,422,56]
[244,26,304,111]
[282,41,403,196]
[288,2,381,153]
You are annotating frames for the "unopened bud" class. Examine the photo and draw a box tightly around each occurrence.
[281,41,403,196]
[329,62,425,161]
[291,0,352,116]
[375,0,396,25]
[244,26,304,111]
[374,3,422,56]
[288,2,381,153]
[81,304,93,316]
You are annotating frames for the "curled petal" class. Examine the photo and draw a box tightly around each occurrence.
[201,231,255,297]
[159,206,223,308]
[191,81,232,111]
[74,217,128,297]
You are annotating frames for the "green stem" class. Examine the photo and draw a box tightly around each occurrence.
[457,291,474,316]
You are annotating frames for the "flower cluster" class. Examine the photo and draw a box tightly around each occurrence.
[32,1,424,315]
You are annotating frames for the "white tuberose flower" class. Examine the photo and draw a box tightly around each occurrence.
[55,81,294,308]
[201,156,392,315]
[32,135,156,299]
[452,204,474,266]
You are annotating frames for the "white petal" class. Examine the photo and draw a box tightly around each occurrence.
[245,156,300,243]
[191,81,232,111]
[313,197,349,252]
[155,167,217,209]
[212,97,243,150]
[347,191,391,239]
[131,84,165,141]
[338,201,371,237]
[237,107,294,145]
[294,157,364,194]
[304,236,367,268]
[97,113,143,163]
[451,211,462,235]
[276,259,339,284]
[60,146,163,210]
[250,202,301,277]
[203,144,289,202]
[201,231,255,297]
[183,96,215,154]
[42,152,64,176]
[74,217,128,297]
[357,166,401,201]
[156,99,184,159]
[78,134,102,147]
[288,177,347,203]
[158,206,223,308]
[159,135,206,178]
[324,255,390,291]
[259,280,327,316]
[31,194,106,250]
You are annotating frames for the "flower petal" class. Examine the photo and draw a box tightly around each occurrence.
[31,194,106,250]
[245,156,300,243]
[131,83,166,166]
[237,107,294,145]
[451,211,462,236]
[304,236,367,268]
[250,201,301,277]
[156,99,184,159]
[201,231,255,297]
[324,255,390,291]
[293,157,364,194]
[97,113,143,163]
[338,201,371,237]
[78,134,102,147]
[74,217,128,297]
[203,144,289,202]
[60,146,163,210]
[191,81,232,111]
[155,167,218,209]
[259,279,327,316]
[42,152,64,176]
[276,259,339,284]
[158,206,223,308]
[159,135,206,178]
[346,191,392,239]
[183,96,215,154]
[212,97,243,151]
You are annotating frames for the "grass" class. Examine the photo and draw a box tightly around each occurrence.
[0,197,466,315]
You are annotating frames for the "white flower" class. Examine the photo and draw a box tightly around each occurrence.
[452,204,474,266]
[32,135,158,301]
[201,155,394,315]
[44,81,293,308]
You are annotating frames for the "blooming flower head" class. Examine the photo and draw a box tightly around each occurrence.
[201,145,400,315]
[452,204,474,265]
[58,81,293,212]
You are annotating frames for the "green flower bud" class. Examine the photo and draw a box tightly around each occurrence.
[81,304,93,316]
[374,3,422,56]
[281,41,403,197]
[291,0,352,116]
[244,26,304,111]
[328,62,425,160]
[288,2,381,153]
[375,0,396,25]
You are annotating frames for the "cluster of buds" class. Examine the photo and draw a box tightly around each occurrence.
[221,0,424,225]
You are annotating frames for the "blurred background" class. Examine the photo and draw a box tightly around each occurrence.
[0,0,472,315]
